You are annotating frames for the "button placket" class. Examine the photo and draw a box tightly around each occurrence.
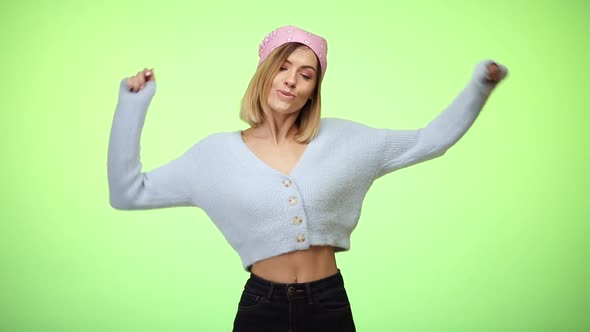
[282,177,307,244]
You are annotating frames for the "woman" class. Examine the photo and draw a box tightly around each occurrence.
[108,25,508,331]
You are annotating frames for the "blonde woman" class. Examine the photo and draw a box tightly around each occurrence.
[108,25,508,332]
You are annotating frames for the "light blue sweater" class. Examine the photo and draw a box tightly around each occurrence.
[108,60,508,271]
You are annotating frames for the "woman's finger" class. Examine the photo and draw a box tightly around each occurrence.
[132,79,141,92]
[144,68,155,81]
[136,71,147,85]
[128,77,138,91]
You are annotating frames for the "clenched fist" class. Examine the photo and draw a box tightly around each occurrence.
[126,68,155,92]
[486,62,502,83]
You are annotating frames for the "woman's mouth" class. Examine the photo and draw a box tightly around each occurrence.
[278,90,296,99]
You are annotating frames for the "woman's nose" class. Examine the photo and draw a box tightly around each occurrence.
[284,72,296,87]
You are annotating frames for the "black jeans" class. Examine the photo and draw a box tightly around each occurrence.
[232,268,356,332]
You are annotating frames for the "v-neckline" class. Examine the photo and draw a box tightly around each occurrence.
[234,130,314,178]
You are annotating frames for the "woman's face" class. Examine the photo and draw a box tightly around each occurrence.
[266,46,318,117]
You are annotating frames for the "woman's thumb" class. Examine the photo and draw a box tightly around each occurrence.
[144,68,155,81]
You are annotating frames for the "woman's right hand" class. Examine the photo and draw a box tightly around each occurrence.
[126,68,155,92]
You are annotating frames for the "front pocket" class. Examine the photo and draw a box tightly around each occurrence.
[314,287,351,311]
[237,290,265,311]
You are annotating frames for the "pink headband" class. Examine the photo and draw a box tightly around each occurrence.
[258,25,328,79]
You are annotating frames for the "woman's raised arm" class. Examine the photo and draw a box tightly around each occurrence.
[107,70,199,210]
[375,60,509,178]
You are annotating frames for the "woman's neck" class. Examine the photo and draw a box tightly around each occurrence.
[249,112,300,145]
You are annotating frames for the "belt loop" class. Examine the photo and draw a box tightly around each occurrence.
[265,282,275,302]
[305,283,313,304]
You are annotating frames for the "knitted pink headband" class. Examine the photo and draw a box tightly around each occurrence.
[258,25,328,79]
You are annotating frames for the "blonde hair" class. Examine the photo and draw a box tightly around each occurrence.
[240,43,323,144]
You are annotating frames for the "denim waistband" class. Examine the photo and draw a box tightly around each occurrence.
[243,269,345,304]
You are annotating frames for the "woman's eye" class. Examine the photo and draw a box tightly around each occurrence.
[280,67,287,71]
[301,75,311,80]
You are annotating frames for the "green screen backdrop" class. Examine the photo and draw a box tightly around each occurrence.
[1,0,588,331]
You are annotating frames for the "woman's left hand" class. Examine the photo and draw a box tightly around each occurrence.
[486,62,502,82]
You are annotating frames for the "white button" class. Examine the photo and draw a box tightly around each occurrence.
[289,196,298,206]
[293,216,302,225]
[296,234,305,243]
[283,179,292,187]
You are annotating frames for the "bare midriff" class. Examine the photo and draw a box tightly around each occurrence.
[250,245,339,283]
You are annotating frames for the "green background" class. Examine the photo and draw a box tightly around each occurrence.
[1,0,588,331]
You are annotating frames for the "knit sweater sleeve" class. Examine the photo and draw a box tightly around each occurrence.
[107,78,199,210]
[374,59,509,178]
